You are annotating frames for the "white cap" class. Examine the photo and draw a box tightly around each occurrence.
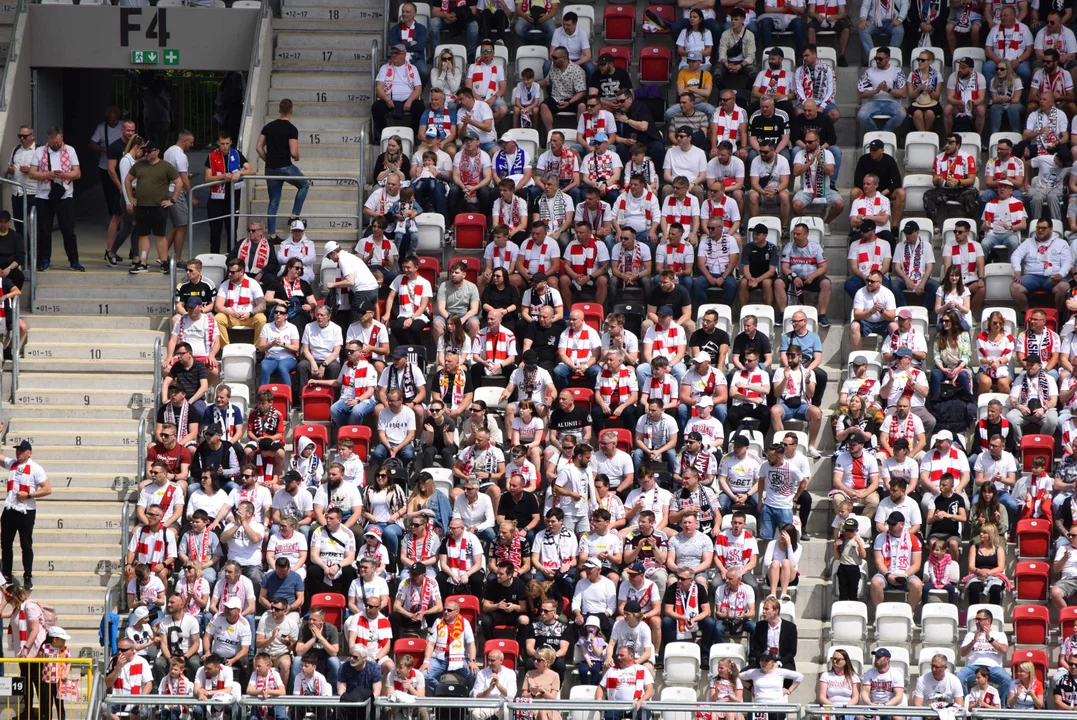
[933,430,954,443]
[290,219,306,231]
[584,558,602,569]
[132,606,150,620]
[47,627,71,641]
[693,351,711,364]
[222,597,243,610]
[585,615,602,628]
[323,241,341,254]
[697,396,714,407]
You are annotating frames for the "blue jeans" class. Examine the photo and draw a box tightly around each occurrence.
[982,229,1021,256]
[425,657,475,691]
[891,276,940,309]
[713,617,757,642]
[991,102,1023,134]
[1019,273,1054,294]
[428,15,479,62]
[690,274,737,305]
[857,97,907,132]
[845,273,893,298]
[579,658,605,686]
[930,367,972,396]
[957,665,1012,700]
[371,521,404,558]
[859,19,904,58]
[330,396,377,427]
[760,505,794,540]
[759,15,805,57]
[983,60,1032,87]
[633,447,677,474]
[413,178,447,216]
[372,442,415,465]
[260,354,297,386]
[265,165,310,235]
[513,17,554,45]
[552,362,600,390]
[534,567,576,599]
[636,362,687,387]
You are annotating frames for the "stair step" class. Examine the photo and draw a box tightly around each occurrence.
[13,556,119,573]
[250,184,359,201]
[49,474,138,493]
[275,17,383,31]
[18,372,155,391]
[35,528,127,545]
[279,0,383,7]
[17,358,157,373]
[36,508,127,531]
[22,342,161,362]
[276,143,365,159]
[28,594,114,617]
[36,286,173,301]
[265,100,372,117]
[5,429,144,448]
[274,48,373,64]
[277,30,381,47]
[14,389,156,407]
[264,115,366,132]
[25,315,165,331]
[250,198,356,215]
[32,299,173,316]
[270,73,368,90]
[7,405,148,420]
[51,486,136,501]
[30,446,140,462]
[274,60,371,73]
[35,270,168,288]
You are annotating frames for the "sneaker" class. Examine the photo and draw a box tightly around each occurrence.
[176,260,188,269]
[838,56,849,67]
[104,250,118,267]
[40,259,49,271]
[824,222,832,235]
[766,593,777,600]
[808,446,822,459]
[781,593,792,602]
[23,578,32,592]
[129,262,148,275]
[818,314,831,327]
[70,262,85,272]
[158,260,170,274]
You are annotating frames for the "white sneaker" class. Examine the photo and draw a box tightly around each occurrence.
[824,222,833,235]
[808,447,822,459]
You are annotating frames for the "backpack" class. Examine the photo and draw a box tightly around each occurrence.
[31,601,58,628]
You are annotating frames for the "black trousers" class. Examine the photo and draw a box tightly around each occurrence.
[480,611,521,641]
[17,656,41,720]
[208,189,242,254]
[448,185,494,220]
[389,316,429,346]
[390,610,427,637]
[39,681,65,720]
[437,570,485,600]
[306,562,357,598]
[10,194,32,235]
[423,443,457,469]
[36,197,78,265]
[835,563,862,601]
[1,508,35,582]
[469,361,511,388]
[727,402,770,436]
[592,403,639,435]
[372,99,426,144]
[810,367,828,407]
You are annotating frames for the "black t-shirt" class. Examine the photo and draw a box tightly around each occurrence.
[156,402,203,435]
[169,360,208,399]
[748,110,789,147]
[433,370,475,404]
[647,283,692,318]
[176,280,216,309]
[0,230,25,270]
[423,415,458,451]
[258,119,298,170]
[742,240,779,278]
[619,101,661,144]
[689,328,730,365]
[853,153,903,194]
[930,493,966,537]
[662,581,709,607]
[524,321,565,365]
[589,68,633,101]
[525,619,569,653]
[106,137,127,165]
[732,330,772,363]
[483,576,528,607]
[1057,673,1077,705]
[497,490,541,527]
[789,112,837,149]
[549,405,591,438]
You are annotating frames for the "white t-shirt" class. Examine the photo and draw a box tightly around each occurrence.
[459,100,498,143]
[914,672,964,704]
[862,667,904,704]
[664,145,709,180]
[260,322,300,360]
[206,612,253,658]
[163,145,189,195]
[960,629,1008,666]
[551,26,589,61]
[758,461,805,510]
[378,405,417,446]
[973,450,1018,492]
[222,520,265,567]
[853,285,897,324]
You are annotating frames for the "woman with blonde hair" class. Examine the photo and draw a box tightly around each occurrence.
[430,53,462,110]
[991,59,1024,135]
[1008,660,1044,708]
[106,133,146,264]
[521,647,562,720]
[965,522,1008,604]
[383,652,428,720]
[708,657,744,720]
[405,471,452,537]
[976,310,1015,394]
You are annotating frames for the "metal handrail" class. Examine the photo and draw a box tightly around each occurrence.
[10,293,19,398]
[119,500,132,611]
[358,125,367,219]
[380,0,388,53]
[0,0,24,112]
[168,255,177,315]
[151,335,163,414]
[807,705,962,718]
[186,174,364,250]
[100,584,115,658]
[87,658,105,718]
[378,697,509,712]
[238,0,270,150]
[648,702,801,715]
[25,206,34,310]
[107,695,372,710]
[136,414,147,483]
[504,699,636,712]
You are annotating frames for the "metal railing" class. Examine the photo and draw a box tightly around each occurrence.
[119,498,132,612]
[186,172,364,258]
[101,584,115,657]
[652,702,802,717]
[103,694,372,716]
[135,414,147,482]
[239,0,270,150]
[25,205,34,309]
[0,0,24,112]
[10,291,19,398]
[87,658,106,719]
[807,705,960,718]
[151,334,163,413]
[379,697,508,713]
[358,125,367,215]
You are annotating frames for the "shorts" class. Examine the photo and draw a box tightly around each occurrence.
[170,192,190,227]
[760,504,794,540]
[858,318,890,337]
[1054,577,1077,598]
[873,573,911,591]
[488,97,508,112]
[808,17,849,32]
[134,205,168,237]
[778,401,810,421]
[912,102,942,117]
[101,167,124,216]
[543,95,575,116]
[789,275,826,292]
[793,189,841,207]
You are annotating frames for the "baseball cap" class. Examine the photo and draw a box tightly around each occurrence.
[846,432,866,445]
[391,43,407,53]
[627,560,646,574]
[132,606,150,620]
[732,434,750,447]
[687,431,703,442]
[186,296,202,309]
[0,211,12,222]
[409,563,426,575]
[355,301,375,316]
[623,600,642,613]
[886,511,905,525]
[933,429,954,443]
[584,558,602,569]
[752,223,769,235]
[894,347,913,357]
[46,627,70,641]
[364,526,383,539]
[594,131,610,143]
[842,518,859,533]
[425,126,438,137]
[523,349,539,366]
[142,141,160,153]
[872,648,892,658]
[222,597,243,610]
[657,305,674,316]
[851,356,868,366]
[1027,353,1042,364]
[697,396,713,407]
[687,51,702,61]
[598,52,615,64]
[897,309,913,319]
[868,139,885,151]
[957,55,975,66]
[902,224,918,235]
[290,219,305,231]
[693,351,710,364]
[390,347,409,359]
[859,218,877,232]
[323,241,341,254]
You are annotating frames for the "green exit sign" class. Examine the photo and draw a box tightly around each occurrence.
[130,50,159,64]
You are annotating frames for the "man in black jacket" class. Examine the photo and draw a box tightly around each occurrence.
[610,89,665,169]
[790,100,840,190]
[851,139,906,229]
[749,596,797,669]
[188,427,241,492]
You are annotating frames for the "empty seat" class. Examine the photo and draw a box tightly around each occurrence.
[639,46,673,84]
[921,603,959,645]
[300,385,335,422]
[1017,518,1052,559]
[568,685,601,720]
[474,385,507,411]
[904,132,940,171]
[454,213,487,253]
[874,602,915,645]
[984,263,1015,303]
[658,686,698,720]
[1015,561,1050,602]
[415,213,446,261]
[603,5,635,44]
[903,174,934,213]
[425,467,454,496]
[817,47,838,69]
[829,601,868,643]
[663,642,701,686]
[221,343,256,382]
[1013,604,1050,645]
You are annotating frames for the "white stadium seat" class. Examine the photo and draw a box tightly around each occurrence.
[562,4,595,41]
[197,253,228,288]
[569,685,601,720]
[883,646,911,681]
[871,45,903,68]
[739,304,775,339]
[697,303,734,336]
[953,47,985,74]
[709,643,748,674]
[874,602,915,645]
[415,213,446,255]
[965,603,1005,632]
[752,215,783,247]
[847,351,883,380]
[899,217,934,248]
[720,512,757,535]
[898,305,929,340]
[977,392,1011,420]
[501,128,540,164]
[829,601,868,643]
[984,263,1014,303]
[412,2,431,26]
[790,215,824,246]
[425,467,454,497]
[516,45,548,82]
[912,45,945,75]
[320,255,341,292]
[827,645,864,676]
[782,305,818,334]
[763,46,796,75]
[903,175,934,213]
[918,647,956,676]
[989,132,1021,160]
[225,383,250,417]
[863,131,897,157]
[921,603,960,645]
[957,132,981,168]
[817,46,838,70]
[942,216,980,246]
[548,129,578,146]
[663,642,701,687]
[770,430,808,456]
[473,386,507,412]
[381,126,415,157]
[221,344,257,383]
[980,307,1017,336]
[659,686,698,720]
[904,132,939,171]
[434,43,467,72]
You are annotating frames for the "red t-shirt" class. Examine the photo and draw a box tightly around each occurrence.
[147,443,192,473]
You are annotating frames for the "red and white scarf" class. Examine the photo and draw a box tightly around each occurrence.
[222,277,253,309]
[674,582,700,633]
[663,195,694,226]
[567,239,600,277]
[237,239,271,273]
[597,366,635,406]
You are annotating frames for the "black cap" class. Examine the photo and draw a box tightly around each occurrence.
[752,223,769,235]
[623,600,642,613]
[258,438,282,452]
[903,224,919,235]
[732,434,750,447]
[687,431,703,442]
[409,562,426,575]
[892,438,910,451]
[957,55,975,67]
[842,518,859,532]
[599,52,615,63]
[522,349,539,366]
[142,141,160,153]
[886,511,905,525]
[390,346,409,359]
[868,139,885,151]
[860,219,877,232]
[356,301,375,316]
[14,440,30,452]
[846,432,865,445]
[283,470,303,484]
[677,125,694,137]
[1027,354,1042,364]
[0,211,12,221]
[531,271,547,283]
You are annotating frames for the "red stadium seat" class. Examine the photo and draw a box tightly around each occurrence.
[450,256,481,286]
[644,4,674,31]
[258,383,292,422]
[1013,604,1050,645]
[484,638,520,669]
[1016,518,1052,559]
[447,595,480,630]
[1062,606,1077,640]
[570,387,594,412]
[301,385,336,423]
[1020,434,1054,472]
[1025,308,1058,333]
[1011,648,1048,684]
[309,593,346,629]
[639,46,673,84]
[293,424,329,460]
[454,213,487,252]
[612,428,634,454]
[417,256,441,288]
[393,637,426,666]
[598,46,631,72]
[603,5,636,44]
[1015,561,1050,602]
[338,425,372,462]
[572,302,605,332]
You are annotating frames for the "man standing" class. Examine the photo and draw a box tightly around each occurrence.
[204,132,254,254]
[124,141,180,275]
[89,108,125,249]
[28,127,81,272]
[0,438,50,590]
[5,125,35,234]
[257,100,309,237]
[163,131,195,267]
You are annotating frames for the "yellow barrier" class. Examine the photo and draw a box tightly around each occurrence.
[0,657,95,720]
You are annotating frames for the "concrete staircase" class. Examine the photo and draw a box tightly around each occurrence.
[6,259,168,659]
[251,0,381,244]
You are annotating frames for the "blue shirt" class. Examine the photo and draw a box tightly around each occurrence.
[263,570,304,605]
[339,660,383,694]
[779,329,822,359]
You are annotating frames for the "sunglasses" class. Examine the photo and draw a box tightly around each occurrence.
[919,58,930,62]
[17,133,30,139]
